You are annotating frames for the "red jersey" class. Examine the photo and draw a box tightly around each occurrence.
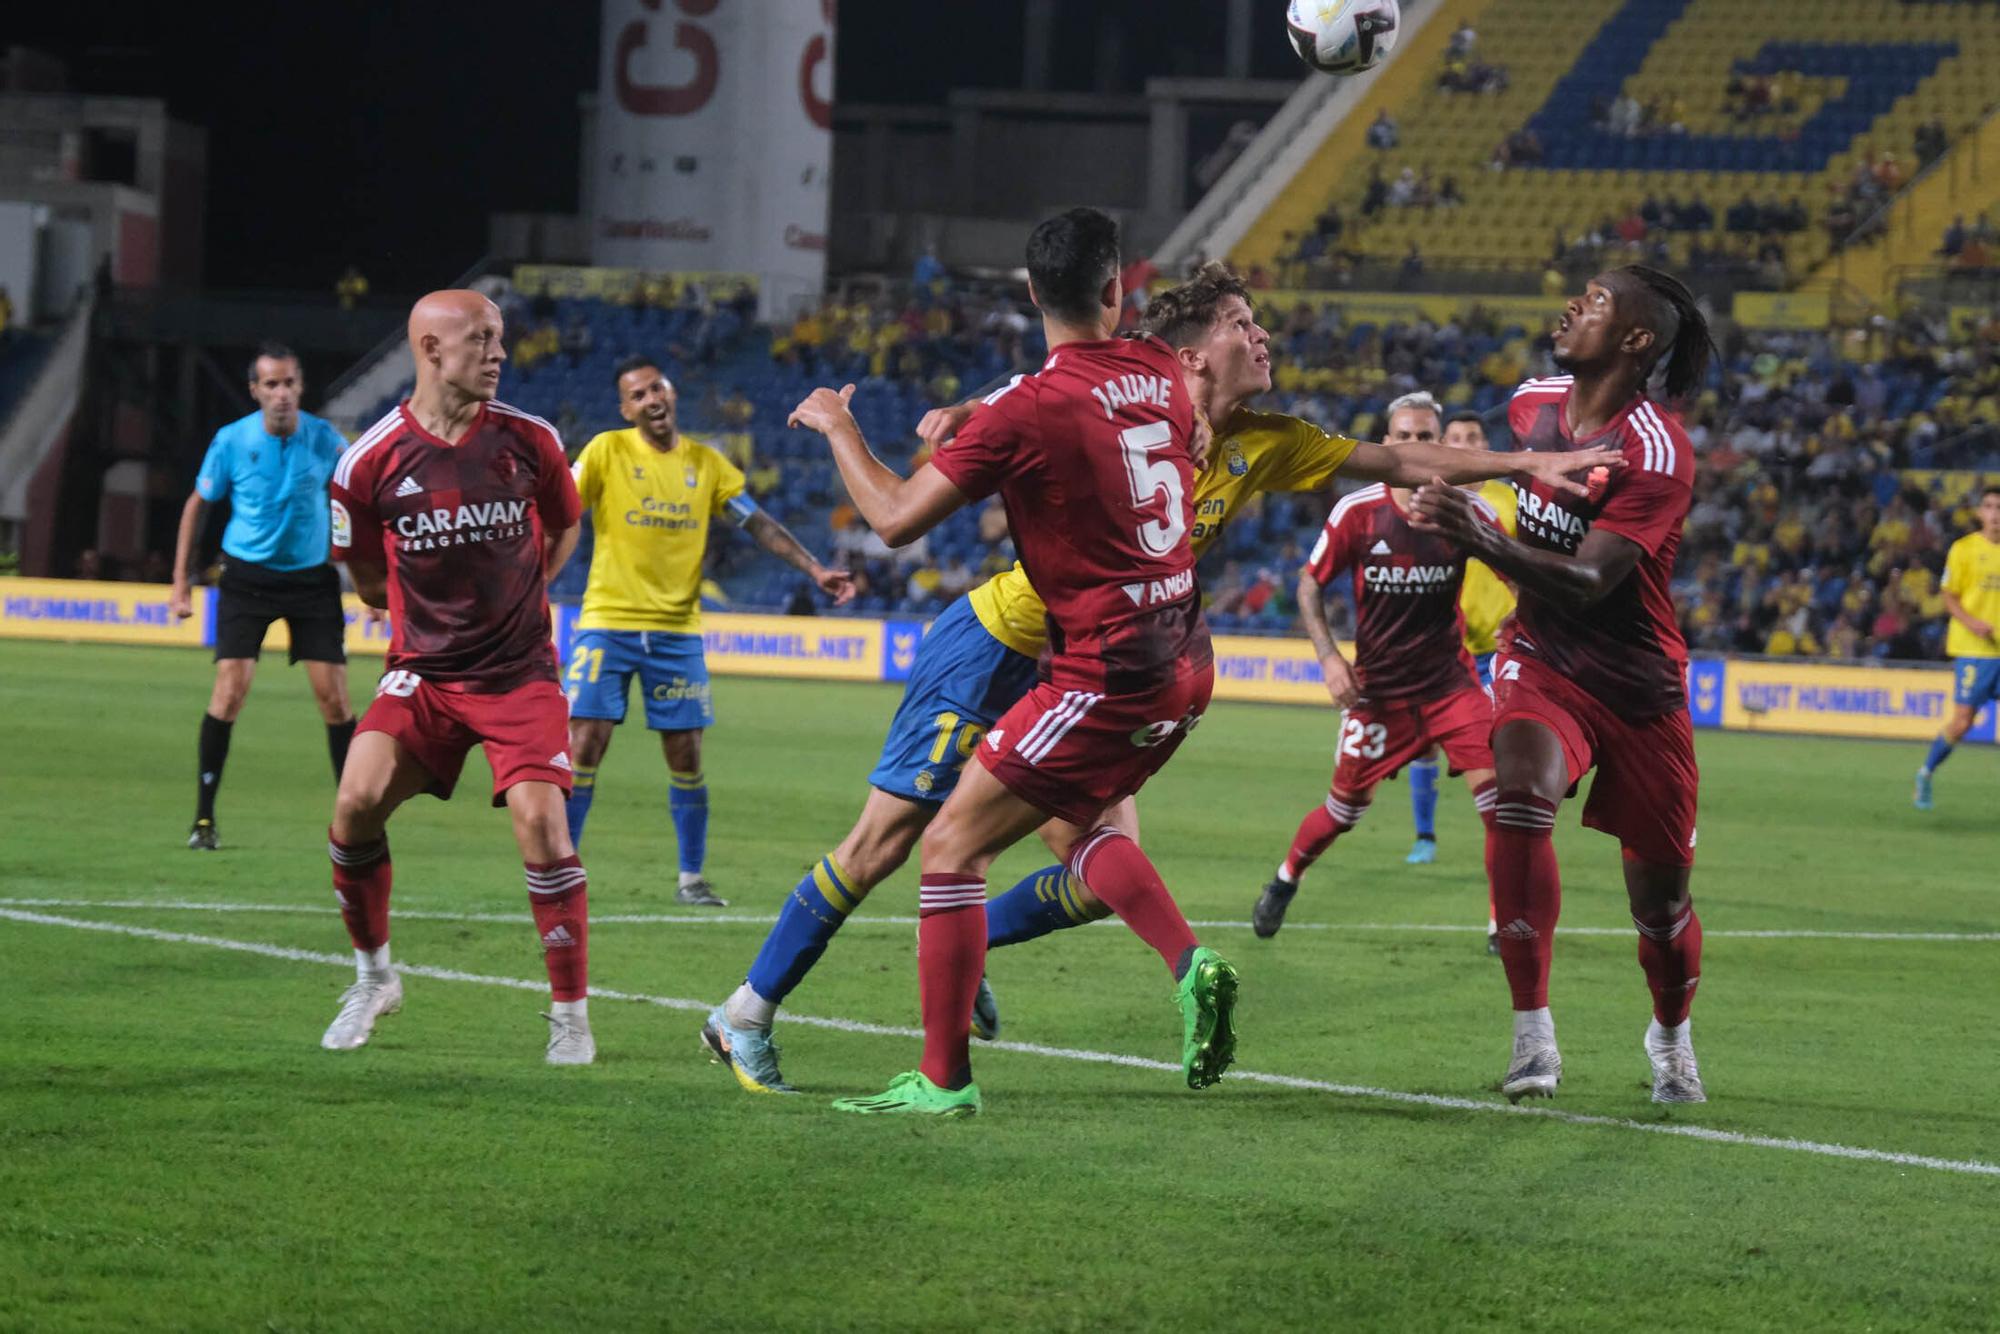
[330,400,581,693]
[930,335,1210,693]
[1305,482,1496,703]
[1503,374,1693,718]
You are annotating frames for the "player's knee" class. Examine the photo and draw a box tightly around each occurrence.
[662,729,702,773]
[313,685,352,724]
[331,782,388,839]
[569,722,612,768]
[836,813,923,889]
[209,680,250,721]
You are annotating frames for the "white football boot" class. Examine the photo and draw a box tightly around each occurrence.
[321,971,403,1050]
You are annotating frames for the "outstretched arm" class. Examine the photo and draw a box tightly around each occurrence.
[1342,439,1623,498]
[745,509,857,605]
[789,384,968,547]
[1409,479,1642,611]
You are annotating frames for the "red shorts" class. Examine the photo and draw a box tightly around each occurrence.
[1331,685,1494,793]
[357,672,574,807]
[977,667,1214,826]
[1490,651,1699,867]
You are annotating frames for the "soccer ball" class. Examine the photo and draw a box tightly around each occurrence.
[1287,0,1401,76]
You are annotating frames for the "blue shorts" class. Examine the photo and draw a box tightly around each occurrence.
[1475,651,1496,689]
[563,629,714,731]
[1952,657,2000,708]
[868,597,1039,804]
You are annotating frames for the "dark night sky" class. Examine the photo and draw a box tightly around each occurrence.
[14,1,1293,293]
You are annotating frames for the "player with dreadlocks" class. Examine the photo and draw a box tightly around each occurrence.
[1410,266,1717,1105]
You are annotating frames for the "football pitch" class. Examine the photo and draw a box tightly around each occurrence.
[2,638,1995,1331]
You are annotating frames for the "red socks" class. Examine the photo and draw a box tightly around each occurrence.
[1281,791,1369,881]
[917,873,988,1089]
[1069,826,1199,975]
[1635,901,1702,1025]
[1487,791,1560,1010]
[1473,780,1499,923]
[328,830,391,952]
[525,857,590,1002]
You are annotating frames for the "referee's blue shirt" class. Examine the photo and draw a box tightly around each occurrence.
[194,411,346,571]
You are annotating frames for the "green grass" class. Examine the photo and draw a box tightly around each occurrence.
[1,638,1996,1331]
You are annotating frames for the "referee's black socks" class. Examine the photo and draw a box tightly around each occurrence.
[328,720,357,780]
[197,712,233,822]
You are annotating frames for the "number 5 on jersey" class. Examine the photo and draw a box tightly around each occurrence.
[1119,421,1187,556]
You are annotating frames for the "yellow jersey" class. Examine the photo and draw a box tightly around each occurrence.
[1460,478,1518,656]
[571,428,750,633]
[1942,531,2000,658]
[967,408,1359,657]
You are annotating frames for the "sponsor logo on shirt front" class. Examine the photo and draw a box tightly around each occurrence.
[1512,484,1588,550]
[1363,562,1455,594]
[392,498,530,550]
[1119,567,1195,607]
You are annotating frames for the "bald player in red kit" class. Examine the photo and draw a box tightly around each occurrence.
[1412,266,1717,1106]
[320,290,595,1065]
[785,208,1235,1116]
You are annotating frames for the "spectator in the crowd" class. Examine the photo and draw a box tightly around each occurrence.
[561,316,593,369]
[334,265,368,311]
[1942,215,1968,258]
[912,243,945,292]
[1387,166,1419,208]
[1366,109,1400,150]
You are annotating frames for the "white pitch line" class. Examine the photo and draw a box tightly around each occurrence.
[3,904,1997,1181]
[0,897,1994,943]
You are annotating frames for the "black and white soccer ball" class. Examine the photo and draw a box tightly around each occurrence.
[1287,0,1401,76]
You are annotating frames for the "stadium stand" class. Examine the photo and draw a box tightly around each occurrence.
[1228,0,2000,296]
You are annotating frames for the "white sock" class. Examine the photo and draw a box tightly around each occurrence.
[1275,864,1297,886]
[726,981,777,1031]
[1646,1017,1690,1051]
[356,945,391,979]
[550,997,588,1022]
[679,870,705,889]
[1487,917,1498,934]
[1512,1006,1555,1052]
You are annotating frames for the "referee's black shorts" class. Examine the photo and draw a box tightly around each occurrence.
[213,560,348,664]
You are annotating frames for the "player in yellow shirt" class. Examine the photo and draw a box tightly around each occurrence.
[1914,484,2000,810]
[562,356,852,901]
[1405,409,1518,874]
[703,264,1620,1092]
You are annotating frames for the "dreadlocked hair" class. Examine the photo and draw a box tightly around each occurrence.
[1140,261,1253,349]
[1616,264,1716,404]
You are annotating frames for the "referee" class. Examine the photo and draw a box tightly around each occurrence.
[170,342,355,849]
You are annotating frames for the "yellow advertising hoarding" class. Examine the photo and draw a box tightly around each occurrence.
[1721,659,1964,741]
[1210,633,1345,706]
[0,578,210,648]
[697,612,885,682]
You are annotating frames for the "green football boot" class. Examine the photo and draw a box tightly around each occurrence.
[1175,946,1240,1089]
[832,1070,982,1117]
